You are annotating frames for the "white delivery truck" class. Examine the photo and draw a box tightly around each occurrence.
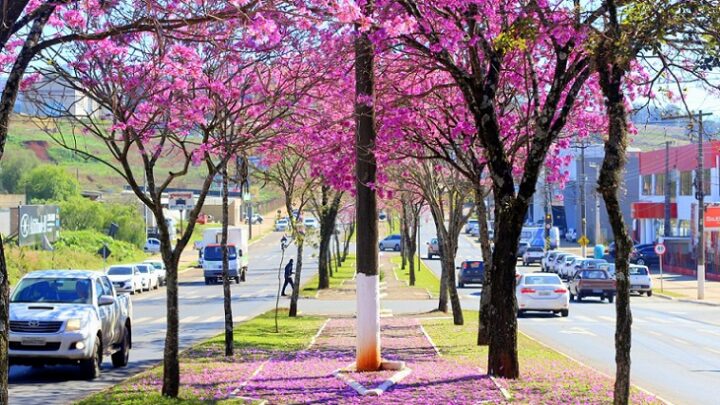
[199,227,248,285]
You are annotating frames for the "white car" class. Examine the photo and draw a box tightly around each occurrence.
[522,246,545,266]
[565,228,578,242]
[135,263,158,290]
[542,251,559,272]
[516,273,569,317]
[106,265,143,294]
[465,219,479,234]
[143,260,166,286]
[143,238,161,253]
[303,217,319,229]
[603,264,653,296]
[559,255,582,279]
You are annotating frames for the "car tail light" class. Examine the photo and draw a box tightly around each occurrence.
[462,262,467,269]
[554,288,567,293]
[520,288,535,294]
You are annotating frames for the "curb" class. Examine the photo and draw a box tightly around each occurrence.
[520,332,675,405]
[655,293,720,307]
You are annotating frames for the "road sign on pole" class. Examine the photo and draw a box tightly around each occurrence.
[578,235,590,247]
[168,192,195,211]
[654,243,666,255]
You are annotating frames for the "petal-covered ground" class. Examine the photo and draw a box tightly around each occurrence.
[239,318,505,404]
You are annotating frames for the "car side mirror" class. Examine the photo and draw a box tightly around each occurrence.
[99,295,115,306]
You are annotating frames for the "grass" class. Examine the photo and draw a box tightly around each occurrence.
[653,288,686,298]
[300,254,356,298]
[421,311,661,403]
[5,230,147,285]
[78,311,326,405]
[391,255,440,296]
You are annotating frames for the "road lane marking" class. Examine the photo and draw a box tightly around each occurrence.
[672,338,689,345]
[233,316,248,323]
[150,317,165,324]
[648,331,663,337]
[559,327,596,336]
[646,317,671,324]
[574,315,597,323]
[180,316,200,324]
[598,316,615,323]
[706,347,720,355]
[699,329,720,337]
[134,317,153,324]
[205,315,224,323]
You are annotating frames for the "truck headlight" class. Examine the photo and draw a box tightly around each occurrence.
[66,318,84,332]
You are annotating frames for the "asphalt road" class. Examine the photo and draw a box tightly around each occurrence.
[8,232,318,405]
[419,219,720,405]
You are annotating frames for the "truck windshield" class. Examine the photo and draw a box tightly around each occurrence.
[11,278,92,304]
[204,246,237,261]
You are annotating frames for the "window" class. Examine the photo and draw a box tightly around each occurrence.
[100,277,114,296]
[654,174,665,195]
[94,279,104,302]
[680,171,693,196]
[642,175,652,195]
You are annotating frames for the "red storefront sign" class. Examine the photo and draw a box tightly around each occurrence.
[631,202,677,219]
[705,206,720,231]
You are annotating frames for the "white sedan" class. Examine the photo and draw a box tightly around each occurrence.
[516,273,569,317]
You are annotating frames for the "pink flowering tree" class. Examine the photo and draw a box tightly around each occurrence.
[0,1,257,400]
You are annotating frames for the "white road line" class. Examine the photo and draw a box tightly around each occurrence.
[672,338,689,345]
[648,330,663,337]
[233,316,248,323]
[598,316,615,323]
[205,315,224,323]
[646,317,672,324]
[699,329,720,337]
[134,317,153,324]
[706,347,720,355]
[150,317,165,324]
[180,316,200,324]
[573,315,597,323]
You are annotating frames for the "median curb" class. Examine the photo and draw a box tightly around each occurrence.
[655,293,720,307]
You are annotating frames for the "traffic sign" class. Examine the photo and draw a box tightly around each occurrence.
[654,244,666,255]
[97,245,112,259]
[168,192,195,210]
[578,235,590,247]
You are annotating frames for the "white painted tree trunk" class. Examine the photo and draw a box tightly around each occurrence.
[356,273,381,371]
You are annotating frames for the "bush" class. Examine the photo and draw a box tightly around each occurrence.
[58,197,145,247]
[20,164,80,202]
[0,149,39,193]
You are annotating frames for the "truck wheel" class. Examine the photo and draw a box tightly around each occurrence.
[576,294,583,302]
[647,290,653,297]
[204,278,210,285]
[561,309,569,317]
[112,326,130,368]
[235,276,240,284]
[81,338,102,379]
[607,295,614,303]
[458,283,464,288]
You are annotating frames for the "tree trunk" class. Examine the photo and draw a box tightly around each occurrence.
[0,236,8,405]
[334,231,342,267]
[400,205,408,270]
[438,260,448,312]
[442,250,463,325]
[289,241,304,317]
[342,220,354,262]
[318,235,330,289]
[317,189,341,290]
[0,13,52,401]
[161,245,180,397]
[221,164,233,356]
[596,52,633,405]
[354,0,381,371]
[475,185,493,345]
[485,191,523,379]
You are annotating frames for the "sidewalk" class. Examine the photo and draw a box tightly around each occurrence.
[650,272,720,306]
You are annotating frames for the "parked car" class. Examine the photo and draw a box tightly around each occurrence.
[275,218,289,232]
[245,214,263,224]
[379,234,402,251]
[106,265,143,294]
[143,238,161,253]
[522,246,545,267]
[629,264,653,296]
[515,273,569,317]
[469,223,480,237]
[630,244,660,267]
[427,238,442,259]
[303,217,319,229]
[549,252,570,274]
[9,270,132,378]
[457,260,484,288]
[517,241,531,258]
[465,219,479,234]
[542,251,559,272]
[565,228,577,242]
[568,269,616,303]
[135,263,158,291]
[559,255,583,279]
[143,259,166,286]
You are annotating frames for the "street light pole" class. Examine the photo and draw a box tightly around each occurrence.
[664,141,672,237]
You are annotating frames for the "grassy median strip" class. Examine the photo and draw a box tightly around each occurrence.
[300,254,356,298]
[391,255,440,297]
[421,311,661,404]
[77,311,326,405]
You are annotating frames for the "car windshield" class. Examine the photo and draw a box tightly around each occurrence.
[107,267,132,275]
[146,262,162,270]
[386,235,400,240]
[204,246,237,261]
[524,275,561,285]
[581,270,608,279]
[11,278,92,304]
[137,266,149,273]
[630,266,649,275]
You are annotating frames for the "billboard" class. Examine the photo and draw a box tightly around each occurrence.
[168,192,195,211]
[705,206,720,231]
[18,205,60,247]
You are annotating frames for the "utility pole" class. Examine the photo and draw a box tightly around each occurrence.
[544,172,552,250]
[663,110,712,300]
[664,141,672,237]
[588,162,601,245]
[579,144,587,257]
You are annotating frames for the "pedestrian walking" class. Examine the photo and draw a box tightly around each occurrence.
[282,259,294,296]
